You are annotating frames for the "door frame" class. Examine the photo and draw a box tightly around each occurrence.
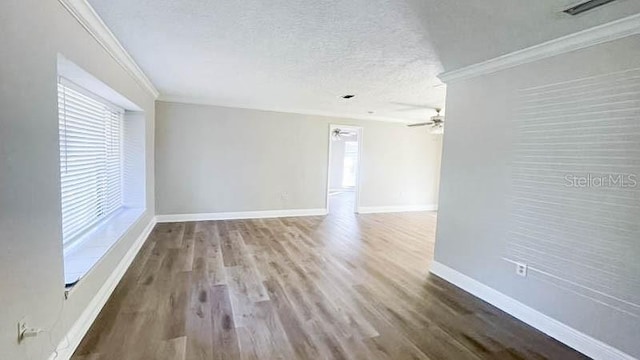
[325,124,363,214]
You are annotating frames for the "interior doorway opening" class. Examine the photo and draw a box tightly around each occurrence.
[326,125,362,215]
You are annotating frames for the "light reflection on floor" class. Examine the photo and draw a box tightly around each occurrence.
[328,190,356,216]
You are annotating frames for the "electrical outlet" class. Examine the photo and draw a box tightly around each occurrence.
[17,319,42,343]
[18,320,27,342]
[515,262,528,277]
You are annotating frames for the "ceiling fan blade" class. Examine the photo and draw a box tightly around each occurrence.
[407,122,434,127]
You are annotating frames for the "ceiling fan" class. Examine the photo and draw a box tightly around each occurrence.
[407,108,444,134]
[332,128,356,140]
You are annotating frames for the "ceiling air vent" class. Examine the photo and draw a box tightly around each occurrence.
[563,0,618,15]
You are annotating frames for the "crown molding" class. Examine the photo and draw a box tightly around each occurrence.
[58,0,160,99]
[157,95,414,124]
[439,13,640,84]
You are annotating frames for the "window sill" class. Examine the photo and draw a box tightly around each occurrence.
[63,207,145,293]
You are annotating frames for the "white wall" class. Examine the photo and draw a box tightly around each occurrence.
[155,101,442,215]
[0,2,155,359]
[435,35,640,358]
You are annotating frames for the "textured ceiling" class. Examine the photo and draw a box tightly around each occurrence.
[88,0,446,122]
[415,0,640,71]
[88,0,640,122]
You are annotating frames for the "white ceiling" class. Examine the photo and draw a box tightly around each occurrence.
[88,0,446,122]
[88,0,640,122]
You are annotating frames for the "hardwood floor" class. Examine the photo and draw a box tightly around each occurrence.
[72,194,587,359]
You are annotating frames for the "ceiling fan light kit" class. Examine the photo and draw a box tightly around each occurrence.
[407,108,444,134]
[430,124,444,135]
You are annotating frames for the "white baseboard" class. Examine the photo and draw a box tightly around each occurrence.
[430,261,636,360]
[357,204,438,214]
[156,208,328,223]
[50,217,157,360]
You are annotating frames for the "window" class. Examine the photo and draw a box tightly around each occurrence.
[56,56,147,289]
[58,78,124,246]
[342,141,358,188]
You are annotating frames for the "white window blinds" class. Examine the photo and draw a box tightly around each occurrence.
[58,78,124,245]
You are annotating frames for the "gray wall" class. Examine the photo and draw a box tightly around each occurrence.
[155,101,442,214]
[435,35,640,357]
[0,2,155,359]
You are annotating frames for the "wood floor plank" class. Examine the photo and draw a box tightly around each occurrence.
[194,221,226,286]
[72,193,588,360]
[155,336,187,360]
[185,230,215,360]
[263,279,323,359]
[210,285,241,360]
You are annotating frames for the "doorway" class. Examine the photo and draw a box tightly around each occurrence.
[326,125,362,214]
